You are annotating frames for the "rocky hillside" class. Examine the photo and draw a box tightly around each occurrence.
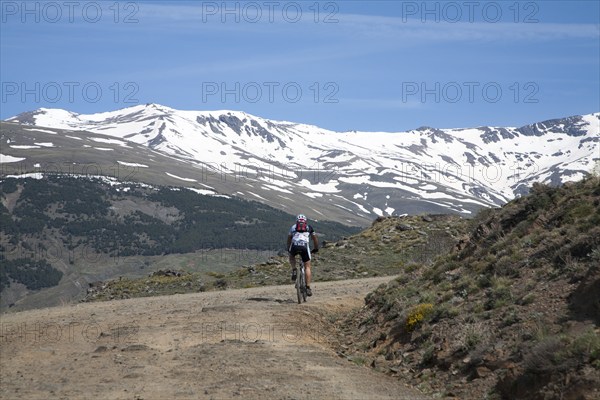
[330,177,600,399]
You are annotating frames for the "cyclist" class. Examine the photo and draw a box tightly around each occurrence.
[287,214,319,296]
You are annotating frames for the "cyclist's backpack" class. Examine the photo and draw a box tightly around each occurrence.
[295,220,307,232]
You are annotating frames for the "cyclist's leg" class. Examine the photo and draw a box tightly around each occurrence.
[289,247,299,281]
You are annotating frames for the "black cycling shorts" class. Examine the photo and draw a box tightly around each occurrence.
[289,244,311,263]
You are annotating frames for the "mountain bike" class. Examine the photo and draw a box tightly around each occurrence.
[295,260,307,304]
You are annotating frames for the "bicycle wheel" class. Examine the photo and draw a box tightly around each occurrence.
[296,263,303,304]
[301,270,307,302]
[300,265,307,302]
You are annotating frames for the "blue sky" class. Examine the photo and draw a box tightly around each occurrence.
[1,0,599,132]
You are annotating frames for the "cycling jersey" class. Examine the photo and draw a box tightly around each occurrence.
[289,224,315,250]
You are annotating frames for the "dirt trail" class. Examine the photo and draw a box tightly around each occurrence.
[1,277,430,400]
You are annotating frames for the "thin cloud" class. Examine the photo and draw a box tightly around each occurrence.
[338,13,599,42]
[134,3,599,43]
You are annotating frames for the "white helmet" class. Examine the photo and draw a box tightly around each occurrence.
[296,214,307,222]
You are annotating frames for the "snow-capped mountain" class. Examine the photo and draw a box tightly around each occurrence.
[4,104,599,225]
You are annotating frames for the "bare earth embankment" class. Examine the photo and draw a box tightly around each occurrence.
[1,276,429,400]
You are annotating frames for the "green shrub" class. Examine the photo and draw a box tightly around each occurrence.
[421,342,436,366]
[484,277,513,310]
[501,310,520,327]
[430,304,459,322]
[568,201,594,220]
[404,262,421,273]
[570,329,600,364]
[519,293,535,306]
[526,330,600,373]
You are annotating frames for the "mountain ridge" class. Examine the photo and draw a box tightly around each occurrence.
[3,105,599,223]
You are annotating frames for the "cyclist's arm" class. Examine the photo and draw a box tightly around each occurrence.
[311,232,319,251]
[286,234,292,251]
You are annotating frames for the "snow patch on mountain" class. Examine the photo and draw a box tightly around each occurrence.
[165,172,196,182]
[117,161,149,168]
[1,154,26,163]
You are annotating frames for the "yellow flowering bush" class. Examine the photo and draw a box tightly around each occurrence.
[405,303,434,332]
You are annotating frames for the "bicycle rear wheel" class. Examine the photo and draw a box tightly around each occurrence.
[301,268,307,302]
[296,263,303,304]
